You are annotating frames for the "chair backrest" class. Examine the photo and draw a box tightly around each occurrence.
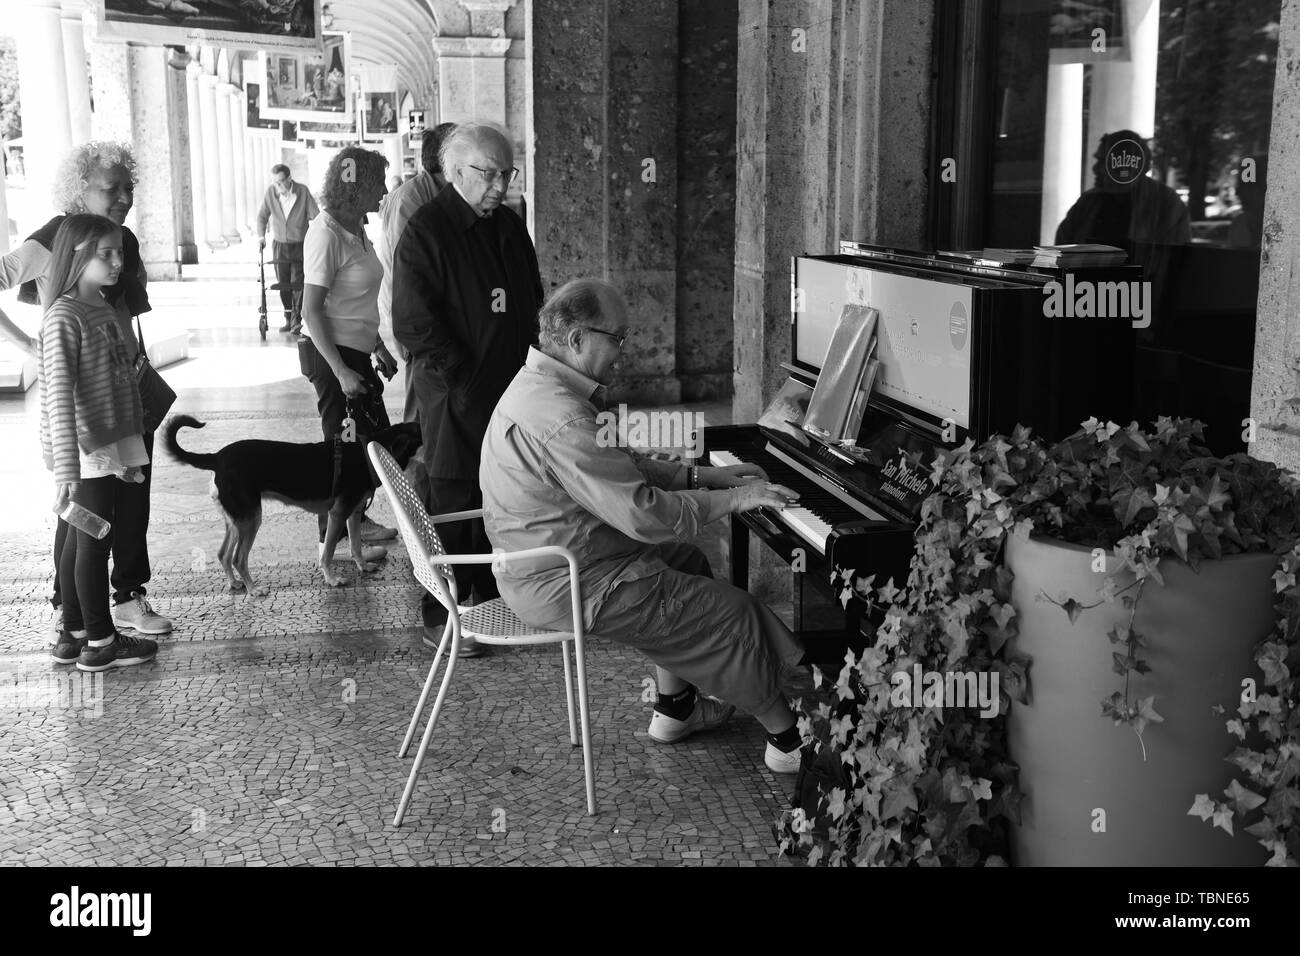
[367,442,459,612]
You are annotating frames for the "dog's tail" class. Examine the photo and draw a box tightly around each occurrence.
[163,415,219,471]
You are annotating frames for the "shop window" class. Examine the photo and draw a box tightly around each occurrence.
[930,0,1281,454]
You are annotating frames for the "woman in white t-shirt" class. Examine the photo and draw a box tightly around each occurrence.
[301,146,398,551]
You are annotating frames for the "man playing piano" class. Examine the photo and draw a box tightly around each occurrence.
[479,279,811,773]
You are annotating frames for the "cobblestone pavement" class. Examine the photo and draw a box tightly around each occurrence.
[0,262,809,866]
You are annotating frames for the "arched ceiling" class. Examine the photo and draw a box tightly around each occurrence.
[328,0,440,107]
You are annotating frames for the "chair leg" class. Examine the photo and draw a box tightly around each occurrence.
[559,639,578,747]
[572,635,597,815]
[398,617,451,758]
[393,649,460,827]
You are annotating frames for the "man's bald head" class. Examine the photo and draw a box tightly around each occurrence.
[539,279,629,384]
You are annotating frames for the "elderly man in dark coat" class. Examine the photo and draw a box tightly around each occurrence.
[392,122,543,656]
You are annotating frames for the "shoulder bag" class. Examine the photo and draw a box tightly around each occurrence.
[132,314,178,434]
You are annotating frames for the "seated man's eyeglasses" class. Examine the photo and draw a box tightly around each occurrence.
[582,326,629,348]
[467,164,520,186]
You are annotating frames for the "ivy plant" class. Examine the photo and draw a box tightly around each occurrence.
[776,417,1300,867]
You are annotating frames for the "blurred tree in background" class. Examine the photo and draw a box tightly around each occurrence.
[1156,0,1280,219]
[1,36,19,143]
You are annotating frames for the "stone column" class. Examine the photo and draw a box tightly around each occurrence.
[732,0,808,424]
[1249,0,1300,469]
[89,39,132,142]
[244,129,258,228]
[15,0,73,222]
[198,72,227,248]
[126,46,196,277]
[227,85,250,235]
[433,36,513,126]
[732,0,932,422]
[163,47,199,267]
[529,0,680,404]
[185,62,210,251]
[677,0,738,401]
[62,6,92,144]
[214,81,241,242]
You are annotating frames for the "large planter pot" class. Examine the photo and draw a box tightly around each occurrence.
[1004,533,1273,866]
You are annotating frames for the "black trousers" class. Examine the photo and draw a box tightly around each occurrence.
[51,430,153,610]
[59,475,120,640]
[272,240,304,319]
[420,477,498,628]
[304,340,390,540]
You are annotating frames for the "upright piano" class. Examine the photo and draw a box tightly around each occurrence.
[704,243,1137,668]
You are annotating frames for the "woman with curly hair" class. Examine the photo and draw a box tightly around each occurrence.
[300,146,398,554]
[0,141,174,641]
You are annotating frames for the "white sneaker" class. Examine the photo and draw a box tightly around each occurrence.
[319,542,387,563]
[764,741,803,774]
[111,593,173,635]
[359,516,398,542]
[647,695,736,744]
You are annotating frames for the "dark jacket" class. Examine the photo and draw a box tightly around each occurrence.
[392,184,543,481]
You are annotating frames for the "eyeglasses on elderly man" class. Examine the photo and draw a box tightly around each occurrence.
[466,164,520,186]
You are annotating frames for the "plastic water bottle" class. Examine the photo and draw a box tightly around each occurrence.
[59,501,111,539]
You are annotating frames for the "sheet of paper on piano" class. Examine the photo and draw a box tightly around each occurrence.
[803,304,879,443]
[756,377,813,445]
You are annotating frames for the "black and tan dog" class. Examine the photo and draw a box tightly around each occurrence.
[164,415,422,595]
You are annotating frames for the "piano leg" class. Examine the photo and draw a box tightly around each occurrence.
[729,515,749,590]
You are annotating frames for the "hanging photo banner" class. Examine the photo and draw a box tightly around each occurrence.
[364,93,400,136]
[259,32,353,124]
[408,109,427,150]
[246,83,279,130]
[299,119,359,141]
[95,1,323,53]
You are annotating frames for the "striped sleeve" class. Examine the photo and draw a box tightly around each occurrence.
[41,302,82,484]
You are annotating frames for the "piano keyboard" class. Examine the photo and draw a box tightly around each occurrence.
[707,448,884,555]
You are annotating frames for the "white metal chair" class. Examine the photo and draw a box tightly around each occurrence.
[367,442,597,826]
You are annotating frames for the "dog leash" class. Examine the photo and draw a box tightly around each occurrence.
[331,400,360,502]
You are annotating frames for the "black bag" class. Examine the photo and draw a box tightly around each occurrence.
[297,336,318,377]
[133,316,177,434]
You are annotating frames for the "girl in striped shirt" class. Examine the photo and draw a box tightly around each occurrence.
[39,214,158,672]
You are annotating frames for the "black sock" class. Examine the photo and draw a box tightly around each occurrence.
[767,724,801,752]
[654,685,697,720]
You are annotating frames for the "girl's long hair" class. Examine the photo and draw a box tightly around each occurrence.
[42,214,121,312]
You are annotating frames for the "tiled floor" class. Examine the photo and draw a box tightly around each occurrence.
[0,256,809,866]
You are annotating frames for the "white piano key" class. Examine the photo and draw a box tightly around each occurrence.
[708,449,833,554]
[763,443,885,521]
